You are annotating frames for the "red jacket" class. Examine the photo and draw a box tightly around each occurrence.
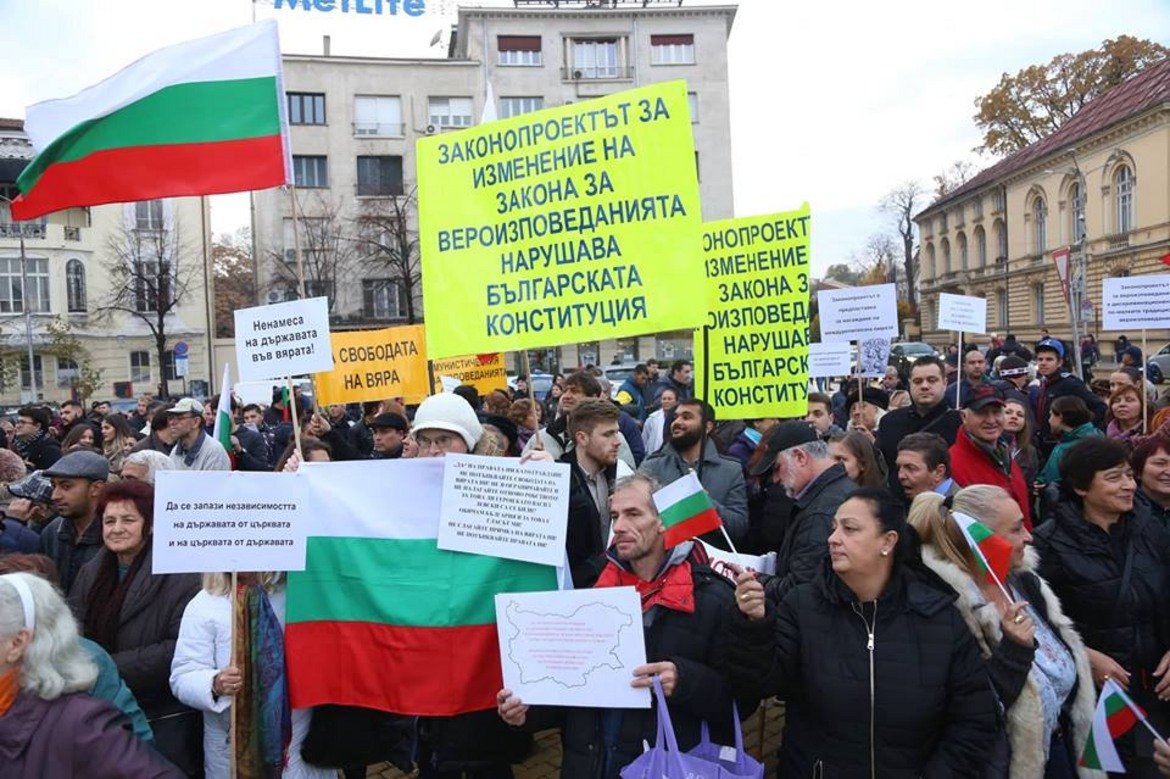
[949,429,1033,529]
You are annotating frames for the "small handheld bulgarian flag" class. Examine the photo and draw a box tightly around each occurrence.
[211,364,235,467]
[653,471,723,549]
[1080,678,1156,772]
[950,511,1013,593]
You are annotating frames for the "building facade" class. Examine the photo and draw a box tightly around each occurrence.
[0,121,215,407]
[915,60,1170,353]
[253,2,737,372]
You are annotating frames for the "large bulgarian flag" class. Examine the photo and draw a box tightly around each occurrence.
[285,459,557,716]
[11,19,290,221]
[652,471,722,549]
[212,364,234,467]
[950,511,1012,589]
[1080,679,1144,771]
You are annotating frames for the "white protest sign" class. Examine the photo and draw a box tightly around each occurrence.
[1102,275,1170,330]
[496,586,650,709]
[937,293,988,334]
[152,471,310,574]
[234,297,334,382]
[438,453,570,568]
[808,342,853,378]
[817,284,899,343]
[698,540,776,584]
[859,337,892,378]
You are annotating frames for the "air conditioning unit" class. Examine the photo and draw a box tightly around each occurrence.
[572,70,583,80]
[267,291,283,304]
[425,124,437,135]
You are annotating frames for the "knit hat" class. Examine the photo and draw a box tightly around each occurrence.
[413,394,483,451]
[997,356,1029,378]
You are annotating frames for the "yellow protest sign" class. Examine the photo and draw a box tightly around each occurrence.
[693,207,812,419]
[427,353,508,398]
[417,80,705,359]
[313,326,429,405]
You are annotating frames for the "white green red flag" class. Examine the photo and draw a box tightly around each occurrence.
[212,364,233,463]
[285,459,557,715]
[1079,679,1143,771]
[11,20,290,220]
[950,511,1012,588]
[653,471,722,549]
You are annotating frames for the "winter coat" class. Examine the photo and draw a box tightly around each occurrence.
[614,378,647,421]
[528,547,755,779]
[949,429,1033,528]
[1037,422,1103,485]
[169,589,332,779]
[523,414,637,472]
[1032,373,1107,454]
[876,401,962,499]
[650,374,692,407]
[69,546,201,720]
[560,450,618,588]
[39,513,104,594]
[617,411,646,467]
[83,637,155,744]
[639,439,748,547]
[21,433,61,471]
[0,692,182,778]
[743,477,795,556]
[771,463,856,596]
[946,377,989,410]
[232,424,271,471]
[920,546,1102,779]
[724,561,997,777]
[0,517,39,554]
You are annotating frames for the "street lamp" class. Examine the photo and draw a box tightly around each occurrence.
[0,193,40,402]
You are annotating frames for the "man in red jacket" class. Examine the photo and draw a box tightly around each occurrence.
[949,385,1033,528]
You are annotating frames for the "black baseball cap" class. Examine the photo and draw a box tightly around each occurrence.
[749,420,818,477]
[963,385,1006,412]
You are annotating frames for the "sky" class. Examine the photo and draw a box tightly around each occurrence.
[1,0,1167,275]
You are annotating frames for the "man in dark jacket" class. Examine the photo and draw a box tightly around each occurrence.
[875,356,961,498]
[13,406,61,471]
[1031,337,1106,458]
[639,399,747,547]
[946,347,989,410]
[613,364,649,422]
[497,472,754,779]
[650,359,693,408]
[130,405,178,456]
[987,333,1033,364]
[38,450,108,593]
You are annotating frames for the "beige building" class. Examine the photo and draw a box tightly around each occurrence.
[915,59,1170,352]
[0,121,215,407]
[254,1,737,372]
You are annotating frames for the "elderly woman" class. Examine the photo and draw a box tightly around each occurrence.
[909,485,1097,777]
[727,487,996,775]
[0,572,181,775]
[121,449,175,485]
[1033,436,1170,775]
[68,479,202,774]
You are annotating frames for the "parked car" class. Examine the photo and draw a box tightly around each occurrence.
[602,363,640,399]
[1146,344,1170,384]
[507,372,554,401]
[888,341,939,377]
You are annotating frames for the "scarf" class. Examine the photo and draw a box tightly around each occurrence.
[10,430,44,460]
[0,668,18,716]
[593,546,700,614]
[233,584,292,779]
[83,548,149,653]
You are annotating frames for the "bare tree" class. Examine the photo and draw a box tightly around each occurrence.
[848,233,899,285]
[351,185,422,324]
[269,192,356,313]
[879,181,926,309]
[96,219,198,398]
[932,160,977,199]
[212,228,255,338]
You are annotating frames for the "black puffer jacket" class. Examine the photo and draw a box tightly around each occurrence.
[772,463,855,595]
[725,561,997,778]
[1033,494,1170,684]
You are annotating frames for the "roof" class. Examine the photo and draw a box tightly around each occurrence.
[0,119,24,131]
[917,57,1170,219]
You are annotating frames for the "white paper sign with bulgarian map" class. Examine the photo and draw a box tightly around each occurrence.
[495,587,650,709]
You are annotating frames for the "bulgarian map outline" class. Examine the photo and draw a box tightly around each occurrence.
[503,599,634,688]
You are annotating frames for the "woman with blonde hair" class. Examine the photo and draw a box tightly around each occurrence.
[908,485,1097,778]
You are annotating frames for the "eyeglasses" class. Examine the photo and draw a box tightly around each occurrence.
[415,432,461,451]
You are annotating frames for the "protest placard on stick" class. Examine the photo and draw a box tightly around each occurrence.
[233,297,333,382]
[314,325,429,405]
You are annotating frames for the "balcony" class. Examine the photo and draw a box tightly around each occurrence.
[0,221,46,240]
[561,66,634,81]
[1106,234,1131,251]
[353,122,405,138]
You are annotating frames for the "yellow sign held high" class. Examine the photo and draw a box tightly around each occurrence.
[314,325,429,405]
[417,80,705,359]
[427,353,509,398]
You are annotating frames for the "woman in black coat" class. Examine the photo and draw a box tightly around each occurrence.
[1033,436,1170,776]
[728,487,997,777]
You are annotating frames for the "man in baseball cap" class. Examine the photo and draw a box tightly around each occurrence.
[40,451,110,592]
[166,398,230,472]
[1033,337,1105,458]
[949,386,1033,528]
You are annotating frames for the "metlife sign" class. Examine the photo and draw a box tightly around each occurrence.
[273,0,427,15]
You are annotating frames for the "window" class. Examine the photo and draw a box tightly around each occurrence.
[569,38,622,79]
[650,34,694,65]
[0,257,49,313]
[356,156,404,197]
[957,232,968,270]
[974,226,986,268]
[925,244,936,278]
[1115,165,1134,234]
[1033,284,1045,325]
[20,355,43,392]
[130,351,150,384]
[288,92,326,125]
[133,258,173,312]
[56,357,78,389]
[135,200,163,231]
[498,35,542,66]
[992,189,1006,213]
[994,219,1007,261]
[292,155,328,188]
[428,97,473,129]
[353,96,403,137]
[499,97,544,119]
[163,350,178,381]
[687,92,698,123]
[972,197,983,219]
[941,238,951,275]
[1069,181,1085,244]
[1032,196,1047,253]
[362,279,403,319]
[997,289,1008,327]
[66,258,86,312]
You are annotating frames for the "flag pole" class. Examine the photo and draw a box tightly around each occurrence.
[229,570,238,779]
[287,376,303,458]
[1143,329,1149,433]
[956,331,963,409]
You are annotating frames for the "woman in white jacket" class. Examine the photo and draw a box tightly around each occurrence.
[169,572,332,779]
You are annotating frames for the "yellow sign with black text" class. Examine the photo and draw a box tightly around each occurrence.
[313,326,429,405]
[427,353,509,398]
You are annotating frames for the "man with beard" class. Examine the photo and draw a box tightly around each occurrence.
[875,356,961,499]
[39,450,109,592]
[638,398,746,547]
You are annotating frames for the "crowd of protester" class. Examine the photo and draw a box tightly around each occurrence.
[5,343,1170,776]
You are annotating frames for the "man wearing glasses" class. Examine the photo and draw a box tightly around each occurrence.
[165,398,230,471]
[13,406,61,471]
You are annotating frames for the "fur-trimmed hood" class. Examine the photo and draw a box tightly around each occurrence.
[921,545,1104,779]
